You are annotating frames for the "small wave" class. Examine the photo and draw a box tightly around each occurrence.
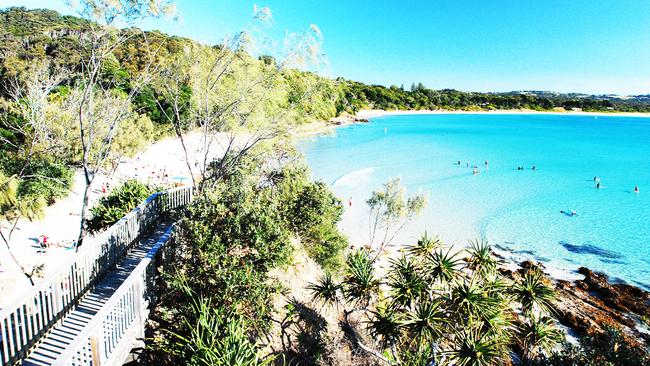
[332,167,375,187]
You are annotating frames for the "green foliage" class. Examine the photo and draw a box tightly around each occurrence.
[367,177,427,248]
[163,293,272,366]
[0,156,73,221]
[279,167,348,272]
[152,155,348,364]
[511,269,557,316]
[336,79,650,113]
[341,249,380,307]
[308,238,565,365]
[87,179,154,233]
[306,272,341,308]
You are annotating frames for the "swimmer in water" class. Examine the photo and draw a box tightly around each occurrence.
[560,210,578,217]
[634,186,639,194]
[532,165,536,170]
[596,182,601,189]
[485,160,489,165]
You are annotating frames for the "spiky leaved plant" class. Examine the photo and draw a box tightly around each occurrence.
[446,327,509,366]
[424,248,464,285]
[387,253,427,309]
[341,248,381,308]
[519,314,565,362]
[511,269,556,316]
[307,272,341,308]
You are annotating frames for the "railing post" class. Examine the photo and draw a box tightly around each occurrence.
[90,326,104,366]
[134,280,145,340]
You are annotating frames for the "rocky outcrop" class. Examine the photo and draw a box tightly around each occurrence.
[524,263,650,348]
[327,114,369,126]
[575,267,650,317]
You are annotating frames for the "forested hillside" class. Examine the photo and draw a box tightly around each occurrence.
[2,6,649,131]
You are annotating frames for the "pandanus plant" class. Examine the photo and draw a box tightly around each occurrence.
[307,236,563,366]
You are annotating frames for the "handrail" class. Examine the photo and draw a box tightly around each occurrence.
[0,186,193,365]
[52,225,175,366]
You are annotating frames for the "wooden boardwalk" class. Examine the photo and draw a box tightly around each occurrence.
[22,223,172,366]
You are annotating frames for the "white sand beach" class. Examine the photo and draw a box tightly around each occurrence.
[355,108,650,119]
[0,132,227,308]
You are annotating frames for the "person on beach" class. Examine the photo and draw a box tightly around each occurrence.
[348,197,353,207]
[634,185,639,194]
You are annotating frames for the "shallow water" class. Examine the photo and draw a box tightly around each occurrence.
[298,114,650,288]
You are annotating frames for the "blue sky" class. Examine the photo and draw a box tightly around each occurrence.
[2,0,650,95]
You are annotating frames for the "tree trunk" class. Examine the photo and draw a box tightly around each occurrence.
[0,235,36,286]
[76,178,93,250]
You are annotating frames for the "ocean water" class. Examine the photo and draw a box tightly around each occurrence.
[297,114,650,288]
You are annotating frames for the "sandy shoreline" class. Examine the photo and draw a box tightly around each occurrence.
[294,108,650,139]
[355,108,650,119]
[0,132,225,308]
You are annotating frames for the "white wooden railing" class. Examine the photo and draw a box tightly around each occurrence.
[0,186,193,366]
[52,225,176,366]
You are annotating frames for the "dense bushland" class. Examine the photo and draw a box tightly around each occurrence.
[149,153,347,364]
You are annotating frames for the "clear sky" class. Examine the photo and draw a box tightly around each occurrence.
[2,0,650,95]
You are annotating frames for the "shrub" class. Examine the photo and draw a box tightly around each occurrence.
[277,166,348,272]
[162,294,272,366]
[87,179,154,233]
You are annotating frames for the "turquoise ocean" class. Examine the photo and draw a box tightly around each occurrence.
[298,114,650,289]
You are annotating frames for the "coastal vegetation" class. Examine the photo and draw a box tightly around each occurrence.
[149,152,347,364]
[0,3,648,366]
[336,81,650,114]
[87,179,155,233]
[308,240,563,365]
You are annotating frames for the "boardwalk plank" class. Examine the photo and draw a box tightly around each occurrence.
[22,223,171,366]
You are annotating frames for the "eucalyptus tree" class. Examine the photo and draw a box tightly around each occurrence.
[64,0,175,248]
[0,64,72,284]
[155,6,329,192]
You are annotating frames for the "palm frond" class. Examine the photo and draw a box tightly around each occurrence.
[342,249,380,307]
[425,248,463,284]
[307,272,341,307]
